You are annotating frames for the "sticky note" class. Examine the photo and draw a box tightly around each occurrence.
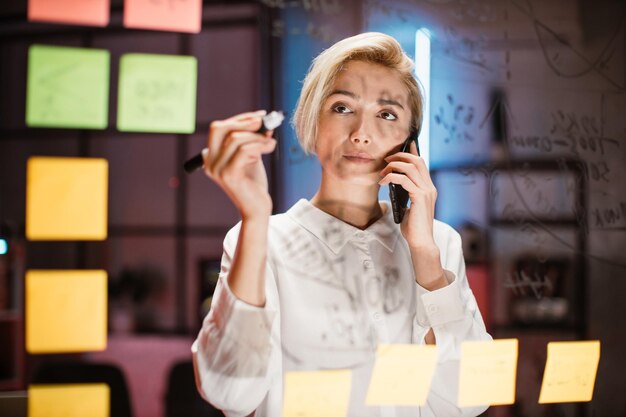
[458,339,518,407]
[283,370,351,417]
[538,340,601,403]
[28,0,110,27]
[124,0,202,33]
[29,384,109,417]
[117,53,197,133]
[366,344,437,406]
[26,45,110,129]
[26,157,108,241]
[26,270,107,353]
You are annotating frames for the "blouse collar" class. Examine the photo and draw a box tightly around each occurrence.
[286,199,401,254]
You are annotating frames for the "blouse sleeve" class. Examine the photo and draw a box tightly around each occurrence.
[412,223,492,417]
[191,223,282,417]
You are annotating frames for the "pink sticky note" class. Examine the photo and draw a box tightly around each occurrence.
[28,0,110,27]
[124,0,202,33]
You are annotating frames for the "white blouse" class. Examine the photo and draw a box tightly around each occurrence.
[192,199,491,417]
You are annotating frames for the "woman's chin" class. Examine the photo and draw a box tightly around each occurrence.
[335,170,382,186]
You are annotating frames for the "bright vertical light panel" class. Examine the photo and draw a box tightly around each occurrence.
[415,28,431,170]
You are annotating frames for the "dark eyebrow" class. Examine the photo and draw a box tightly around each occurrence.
[328,89,359,99]
[378,98,405,111]
[328,90,405,111]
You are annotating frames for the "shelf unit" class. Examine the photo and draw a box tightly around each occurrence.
[431,158,588,417]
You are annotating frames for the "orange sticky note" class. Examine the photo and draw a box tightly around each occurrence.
[538,341,601,403]
[28,0,110,27]
[124,0,202,33]
[366,344,438,406]
[26,157,108,241]
[283,370,351,417]
[26,270,107,354]
[458,339,518,407]
[29,384,109,417]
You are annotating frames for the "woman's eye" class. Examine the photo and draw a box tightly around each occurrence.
[380,111,398,121]
[332,104,352,114]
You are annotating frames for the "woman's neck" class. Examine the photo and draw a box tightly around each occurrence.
[310,176,385,230]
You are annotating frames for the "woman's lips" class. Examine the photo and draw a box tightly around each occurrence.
[343,152,375,163]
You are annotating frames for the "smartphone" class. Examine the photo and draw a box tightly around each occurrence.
[389,129,420,224]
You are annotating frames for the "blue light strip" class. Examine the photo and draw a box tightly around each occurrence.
[415,28,431,170]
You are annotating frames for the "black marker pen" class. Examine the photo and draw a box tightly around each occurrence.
[184,110,284,174]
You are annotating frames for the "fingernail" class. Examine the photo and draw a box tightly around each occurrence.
[255,110,267,115]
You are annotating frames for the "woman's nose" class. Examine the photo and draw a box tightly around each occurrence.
[350,136,370,145]
[350,117,374,145]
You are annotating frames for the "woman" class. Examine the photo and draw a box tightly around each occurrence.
[192,32,491,417]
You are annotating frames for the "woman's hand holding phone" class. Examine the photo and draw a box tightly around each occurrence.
[379,140,437,248]
[203,110,277,221]
[379,140,447,291]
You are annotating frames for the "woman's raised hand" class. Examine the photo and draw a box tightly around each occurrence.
[378,141,447,291]
[378,140,437,249]
[203,110,277,221]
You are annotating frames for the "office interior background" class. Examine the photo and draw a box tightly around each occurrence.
[0,0,624,416]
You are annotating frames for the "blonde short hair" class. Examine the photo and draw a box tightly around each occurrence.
[292,32,423,155]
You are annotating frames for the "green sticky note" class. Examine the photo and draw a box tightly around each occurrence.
[117,53,197,133]
[26,44,110,129]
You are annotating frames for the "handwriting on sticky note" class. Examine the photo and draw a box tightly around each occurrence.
[117,53,197,134]
[283,370,351,417]
[124,0,202,33]
[26,45,110,129]
[458,338,518,407]
[539,340,600,403]
[366,344,437,406]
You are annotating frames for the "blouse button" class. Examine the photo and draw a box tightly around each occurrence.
[363,260,373,269]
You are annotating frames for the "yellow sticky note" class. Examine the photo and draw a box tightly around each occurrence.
[26,270,107,353]
[538,340,601,403]
[283,370,351,417]
[366,344,437,406]
[458,339,518,407]
[26,157,108,240]
[29,384,109,417]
